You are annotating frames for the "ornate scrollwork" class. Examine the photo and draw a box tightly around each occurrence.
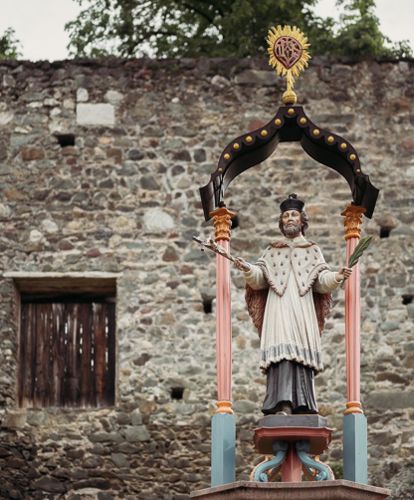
[210,207,236,242]
[252,442,288,482]
[342,204,366,241]
[296,441,334,481]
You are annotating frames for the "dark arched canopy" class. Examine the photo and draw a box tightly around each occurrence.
[199,106,379,221]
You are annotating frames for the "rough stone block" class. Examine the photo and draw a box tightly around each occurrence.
[2,410,26,428]
[0,111,13,125]
[76,87,89,102]
[32,477,66,493]
[21,147,45,161]
[234,70,276,86]
[123,425,150,442]
[367,390,414,409]
[105,90,124,104]
[143,208,175,232]
[76,103,115,126]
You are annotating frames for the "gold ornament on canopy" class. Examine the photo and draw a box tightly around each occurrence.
[267,25,310,105]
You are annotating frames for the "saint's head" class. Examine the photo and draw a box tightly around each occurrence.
[279,193,309,238]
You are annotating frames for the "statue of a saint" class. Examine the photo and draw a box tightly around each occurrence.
[234,194,352,415]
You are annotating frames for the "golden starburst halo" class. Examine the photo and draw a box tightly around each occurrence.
[267,25,310,105]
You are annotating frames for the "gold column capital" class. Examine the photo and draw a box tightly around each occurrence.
[210,207,237,242]
[216,400,234,415]
[344,401,364,415]
[341,204,366,240]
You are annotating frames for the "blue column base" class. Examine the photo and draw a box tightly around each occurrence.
[343,413,368,484]
[211,413,236,487]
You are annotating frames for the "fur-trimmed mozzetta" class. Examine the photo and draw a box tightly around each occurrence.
[245,239,333,338]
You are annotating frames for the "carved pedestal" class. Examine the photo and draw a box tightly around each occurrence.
[252,415,333,482]
[192,416,390,500]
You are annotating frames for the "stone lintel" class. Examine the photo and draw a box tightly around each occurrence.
[4,272,121,279]
[190,480,391,499]
[4,272,121,296]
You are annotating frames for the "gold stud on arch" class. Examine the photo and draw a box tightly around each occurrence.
[245,136,253,143]
[287,108,295,116]
[233,143,240,150]
[349,153,356,161]
[340,142,347,150]
[260,130,268,137]
[327,136,334,144]
[312,129,320,136]
[223,153,230,160]
[299,117,307,125]
[275,119,282,126]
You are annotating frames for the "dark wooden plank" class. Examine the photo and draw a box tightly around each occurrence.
[90,303,96,407]
[47,304,56,407]
[74,303,81,406]
[50,303,64,406]
[65,303,79,406]
[62,303,70,405]
[106,303,116,405]
[29,303,37,405]
[80,302,93,406]
[34,304,46,408]
[43,303,51,407]
[94,303,106,406]
[18,303,28,407]
[44,304,51,407]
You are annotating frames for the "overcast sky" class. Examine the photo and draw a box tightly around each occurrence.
[0,0,413,61]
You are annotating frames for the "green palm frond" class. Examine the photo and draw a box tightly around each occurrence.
[348,235,373,268]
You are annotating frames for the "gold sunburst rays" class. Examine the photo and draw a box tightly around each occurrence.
[267,25,310,105]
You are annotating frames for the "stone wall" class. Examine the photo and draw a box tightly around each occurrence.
[0,57,413,499]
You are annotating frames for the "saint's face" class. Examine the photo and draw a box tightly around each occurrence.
[282,209,302,237]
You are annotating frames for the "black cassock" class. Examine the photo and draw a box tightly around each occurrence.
[262,359,318,414]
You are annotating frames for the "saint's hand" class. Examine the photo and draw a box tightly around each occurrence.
[336,266,352,282]
[234,257,251,272]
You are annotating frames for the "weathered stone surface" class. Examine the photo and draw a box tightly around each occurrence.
[76,87,89,102]
[0,111,14,125]
[123,425,150,442]
[88,432,122,443]
[367,391,414,409]
[211,75,231,88]
[234,70,276,86]
[41,219,59,234]
[143,208,175,232]
[0,58,411,500]
[76,103,115,126]
[105,90,124,104]
[110,452,129,468]
[21,147,45,161]
[32,477,66,493]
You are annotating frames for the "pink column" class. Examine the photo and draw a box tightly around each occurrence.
[341,204,365,415]
[281,446,302,482]
[211,207,236,415]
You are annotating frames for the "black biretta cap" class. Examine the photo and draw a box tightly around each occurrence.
[280,193,305,213]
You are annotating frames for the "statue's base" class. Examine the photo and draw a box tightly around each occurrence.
[190,480,391,499]
[254,414,332,454]
[253,414,334,482]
